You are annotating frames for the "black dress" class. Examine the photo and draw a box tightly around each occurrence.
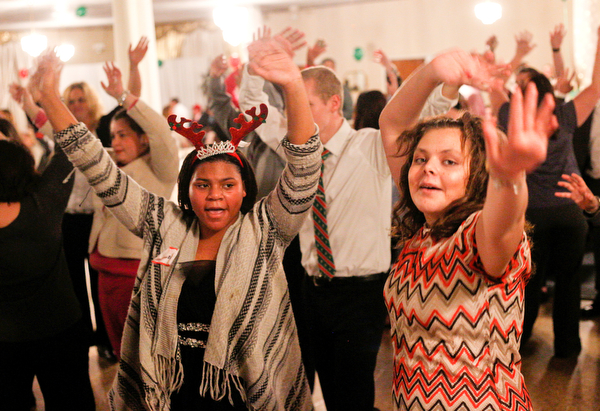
[170,260,248,410]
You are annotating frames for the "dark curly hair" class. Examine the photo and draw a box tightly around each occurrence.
[177,149,258,225]
[392,112,489,247]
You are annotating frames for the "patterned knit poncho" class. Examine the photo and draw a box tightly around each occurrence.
[55,122,321,411]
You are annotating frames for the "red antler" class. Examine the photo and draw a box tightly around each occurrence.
[230,104,268,146]
[168,114,206,151]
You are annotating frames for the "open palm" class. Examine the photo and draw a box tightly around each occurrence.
[248,35,301,87]
[484,83,557,179]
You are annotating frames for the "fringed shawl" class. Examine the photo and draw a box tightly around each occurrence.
[54,123,321,411]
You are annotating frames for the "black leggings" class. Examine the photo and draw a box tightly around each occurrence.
[523,204,587,355]
[0,319,95,411]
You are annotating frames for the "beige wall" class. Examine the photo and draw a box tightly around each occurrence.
[264,0,572,94]
[5,0,589,112]
[36,26,115,64]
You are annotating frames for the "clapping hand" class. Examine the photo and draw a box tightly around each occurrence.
[28,49,63,104]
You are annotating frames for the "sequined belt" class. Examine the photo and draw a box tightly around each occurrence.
[177,322,210,348]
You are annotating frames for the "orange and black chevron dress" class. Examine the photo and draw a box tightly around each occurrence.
[385,211,533,411]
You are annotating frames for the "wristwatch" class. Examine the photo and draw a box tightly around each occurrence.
[118,90,130,106]
[584,196,600,218]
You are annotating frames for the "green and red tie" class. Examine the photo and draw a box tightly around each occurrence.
[313,148,336,278]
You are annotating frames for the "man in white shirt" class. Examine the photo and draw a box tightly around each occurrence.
[240,62,456,411]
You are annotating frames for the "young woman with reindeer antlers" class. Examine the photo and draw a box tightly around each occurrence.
[27,32,321,411]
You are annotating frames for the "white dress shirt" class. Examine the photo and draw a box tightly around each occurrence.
[239,70,456,277]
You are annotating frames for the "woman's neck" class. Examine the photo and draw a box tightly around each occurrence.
[195,229,227,261]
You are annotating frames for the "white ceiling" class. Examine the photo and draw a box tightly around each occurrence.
[0,0,383,31]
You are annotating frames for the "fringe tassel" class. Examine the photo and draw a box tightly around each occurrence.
[200,361,248,407]
[145,354,184,411]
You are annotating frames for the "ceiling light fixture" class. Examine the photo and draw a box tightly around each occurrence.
[21,33,47,57]
[474,1,502,25]
[56,44,75,61]
[213,5,251,47]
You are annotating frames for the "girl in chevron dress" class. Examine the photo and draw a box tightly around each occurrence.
[379,49,558,411]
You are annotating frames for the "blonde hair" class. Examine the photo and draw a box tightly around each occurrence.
[301,66,343,115]
[62,82,104,132]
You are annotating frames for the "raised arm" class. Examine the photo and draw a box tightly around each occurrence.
[29,51,159,237]
[247,29,321,240]
[509,31,536,73]
[477,83,557,277]
[207,54,242,135]
[127,36,148,97]
[550,24,566,78]
[248,28,314,146]
[572,26,600,126]
[306,38,327,68]
[28,52,78,132]
[239,27,307,154]
[101,61,178,183]
[380,49,499,184]
[9,82,53,136]
[374,48,401,97]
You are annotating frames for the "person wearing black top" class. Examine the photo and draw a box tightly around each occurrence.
[0,139,95,410]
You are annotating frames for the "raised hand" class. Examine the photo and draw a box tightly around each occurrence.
[28,49,63,104]
[556,173,599,213]
[129,36,149,67]
[373,49,391,67]
[101,62,124,99]
[9,82,26,105]
[248,29,302,87]
[550,23,566,50]
[554,67,575,94]
[307,39,327,66]
[210,54,229,78]
[426,49,508,91]
[514,30,536,58]
[483,82,557,180]
[485,35,498,53]
[276,27,306,57]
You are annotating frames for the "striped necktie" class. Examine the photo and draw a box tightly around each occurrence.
[313,148,336,278]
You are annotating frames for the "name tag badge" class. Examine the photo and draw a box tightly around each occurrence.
[152,247,179,266]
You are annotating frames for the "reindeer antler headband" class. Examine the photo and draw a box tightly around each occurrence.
[168,104,268,167]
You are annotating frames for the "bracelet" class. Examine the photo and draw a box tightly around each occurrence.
[489,172,524,195]
[127,98,139,111]
[34,109,48,129]
[552,47,560,52]
[118,90,130,106]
